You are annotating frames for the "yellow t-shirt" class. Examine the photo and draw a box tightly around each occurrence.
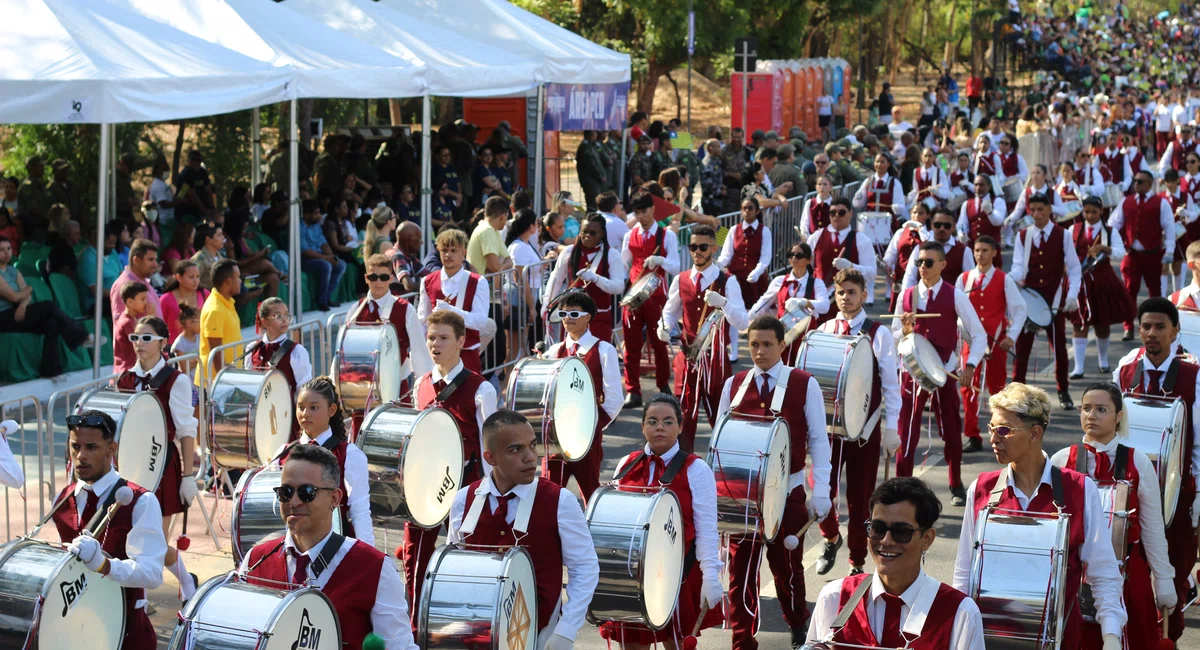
[195,289,243,387]
[466,221,509,273]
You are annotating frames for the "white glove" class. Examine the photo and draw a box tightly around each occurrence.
[434,299,463,315]
[179,475,199,506]
[833,257,853,270]
[644,255,665,270]
[784,297,808,313]
[700,578,724,610]
[746,268,764,283]
[1164,251,1175,264]
[704,291,727,308]
[959,178,973,189]
[981,199,993,214]
[809,493,832,520]
[656,324,672,343]
[1101,634,1121,650]
[884,427,901,454]
[1156,577,1179,612]
[544,634,574,650]
[1190,490,1200,528]
[903,219,923,229]
[68,535,105,571]
[891,203,904,214]
[577,269,600,283]
[1064,297,1079,313]
[0,419,16,439]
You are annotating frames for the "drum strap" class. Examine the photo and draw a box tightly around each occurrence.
[459,477,537,537]
[1129,355,1181,393]
[310,533,346,580]
[831,575,874,631]
[730,368,790,413]
[148,364,176,390]
[86,478,130,533]
[1114,444,1129,482]
[987,465,1065,510]
[613,450,690,484]
[804,271,816,300]
[1073,444,1089,474]
[436,369,472,402]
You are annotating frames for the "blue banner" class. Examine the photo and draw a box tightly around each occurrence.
[542,82,630,132]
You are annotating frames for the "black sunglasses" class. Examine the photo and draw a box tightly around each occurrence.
[67,414,114,436]
[688,243,711,252]
[273,484,337,503]
[864,519,926,544]
[831,208,850,216]
[787,252,810,260]
[932,222,954,229]
[916,258,938,268]
[365,273,392,282]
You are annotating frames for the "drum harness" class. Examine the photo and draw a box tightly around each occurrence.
[428,370,483,479]
[1073,443,1132,544]
[685,274,730,423]
[613,452,699,576]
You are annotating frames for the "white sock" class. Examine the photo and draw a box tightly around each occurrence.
[1097,338,1110,369]
[1072,338,1087,375]
[1178,270,1187,293]
[169,554,195,601]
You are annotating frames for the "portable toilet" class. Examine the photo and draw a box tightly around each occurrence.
[732,71,780,135]
[781,64,795,136]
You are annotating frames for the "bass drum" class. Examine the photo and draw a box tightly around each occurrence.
[506,357,598,461]
[707,414,790,541]
[167,574,340,650]
[1178,308,1200,355]
[0,539,126,650]
[420,545,538,650]
[332,323,402,414]
[76,388,168,492]
[209,368,294,469]
[357,405,463,529]
[231,465,344,564]
[795,331,875,440]
[1123,395,1186,526]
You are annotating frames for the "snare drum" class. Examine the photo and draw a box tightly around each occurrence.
[1011,214,1035,232]
[1096,481,1131,567]
[419,545,538,650]
[209,368,294,469]
[1022,287,1053,332]
[332,323,402,414]
[856,211,892,246]
[1061,200,1084,219]
[0,539,126,650]
[622,273,663,309]
[586,487,685,630]
[1003,177,1024,205]
[707,414,790,540]
[357,405,463,529]
[897,333,948,393]
[1103,183,1123,208]
[947,187,968,213]
[231,465,344,564]
[1122,395,1186,526]
[795,331,875,440]
[77,388,168,492]
[781,310,812,347]
[506,357,598,461]
[969,507,1070,650]
[166,573,340,650]
[1178,308,1200,354]
[687,309,725,363]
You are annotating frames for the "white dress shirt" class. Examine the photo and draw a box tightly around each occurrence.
[952,456,1128,638]
[954,266,1028,342]
[999,152,1029,184]
[247,332,314,388]
[717,220,772,280]
[806,226,878,299]
[425,360,498,475]
[807,569,986,650]
[238,530,417,650]
[599,212,631,250]
[799,194,835,236]
[900,240,976,293]
[1071,220,1128,262]
[354,291,433,380]
[661,265,749,362]
[132,358,198,440]
[1107,193,1176,252]
[883,225,932,279]
[1049,439,1175,598]
[891,279,987,370]
[621,222,682,276]
[544,331,622,423]
[1163,188,1200,223]
[717,361,832,496]
[1073,165,1108,200]
[956,195,1008,238]
[852,174,907,217]
[70,469,165,606]
[446,474,599,642]
[907,165,951,205]
[417,268,492,349]
[1007,184,1066,222]
[1160,139,1197,175]
[613,442,723,585]
[300,427,374,546]
[818,310,902,431]
[541,245,626,308]
[1112,348,1200,476]
[0,428,23,489]
[1009,222,1083,306]
[750,270,831,320]
[1099,148,1135,192]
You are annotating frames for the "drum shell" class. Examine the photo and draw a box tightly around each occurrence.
[707,415,790,541]
[780,311,812,347]
[1021,286,1053,331]
[795,331,875,440]
[622,274,662,309]
[1179,309,1200,354]
[333,324,402,413]
[585,487,684,630]
[686,310,725,363]
[231,466,345,564]
[357,405,464,529]
[209,368,293,469]
[1122,395,1186,526]
[897,334,948,393]
[419,546,538,650]
[1061,201,1083,220]
[855,211,891,246]
[505,357,597,461]
[947,188,968,213]
[78,388,169,492]
[1003,178,1023,206]
[1103,184,1123,208]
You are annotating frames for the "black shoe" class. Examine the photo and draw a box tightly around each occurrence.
[790,627,807,650]
[950,485,967,507]
[317,303,330,312]
[964,437,983,453]
[1059,390,1074,410]
[656,385,672,396]
[623,393,642,409]
[1122,329,1135,341]
[182,572,198,604]
[815,535,842,575]
[1068,371,1084,380]
[847,565,865,576]
[1098,366,1111,374]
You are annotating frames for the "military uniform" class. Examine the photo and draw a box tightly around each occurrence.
[768,161,806,199]
[720,145,753,213]
[576,140,608,209]
[313,151,345,194]
[628,151,656,188]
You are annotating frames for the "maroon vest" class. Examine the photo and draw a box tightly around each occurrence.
[902,284,958,362]
[627,225,667,289]
[775,273,817,316]
[678,270,731,349]
[1128,149,1145,176]
[728,368,813,469]
[832,572,969,650]
[1117,353,1199,482]
[915,166,940,194]
[423,271,482,348]
[865,176,895,211]
[568,245,614,315]
[973,152,998,177]
[1172,139,1197,171]
[554,341,612,430]
[966,197,1001,242]
[999,152,1020,177]
[813,228,858,286]
[964,269,1008,344]
[1020,225,1067,306]
[1066,443,1142,544]
[940,242,966,285]
[808,198,832,234]
[116,365,182,445]
[950,169,972,192]
[1120,194,1166,251]
[53,479,152,608]
[416,369,487,464]
[892,227,925,282]
[247,338,298,388]
[354,295,412,367]
[615,451,700,547]
[1099,149,1125,183]
[729,222,764,275]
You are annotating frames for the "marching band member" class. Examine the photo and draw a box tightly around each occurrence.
[798,175,836,236]
[957,174,1007,249]
[0,419,24,488]
[1072,150,1107,202]
[1010,193,1083,409]
[401,310,497,622]
[1049,383,1177,649]
[247,298,312,441]
[903,208,974,291]
[1098,136,1134,193]
[852,152,908,227]
[717,197,772,310]
[1170,239,1200,310]
[808,197,877,320]
[621,189,681,408]
[662,225,748,448]
[542,214,625,343]
[1182,153,1200,251]
[884,203,931,312]
[241,444,418,650]
[1111,298,1200,642]
[718,316,832,649]
[750,241,830,365]
[417,228,491,374]
[996,134,1029,188]
[907,147,951,209]
[808,478,985,649]
[54,410,166,650]
[447,410,599,650]
[1160,168,1198,292]
[1159,123,1198,174]
[970,134,1003,188]
[542,291,622,501]
[350,254,432,413]
[893,241,987,506]
[953,383,1127,650]
[118,316,198,601]
[956,235,1027,453]
[1122,129,1153,179]
[1108,170,1175,340]
[1007,165,1066,232]
[1069,198,1134,378]
[602,395,724,647]
[949,151,974,202]
[1055,162,1087,224]
[814,269,902,576]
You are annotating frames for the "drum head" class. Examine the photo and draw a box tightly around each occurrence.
[496,548,539,650]
[1179,310,1200,357]
[115,391,168,492]
[910,335,948,386]
[641,491,686,628]
[1162,400,1186,526]
[33,544,126,650]
[260,589,341,650]
[549,357,598,461]
[252,371,295,467]
[840,338,875,439]
[403,409,464,528]
[376,325,402,403]
[1021,287,1052,327]
[760,419,792,541]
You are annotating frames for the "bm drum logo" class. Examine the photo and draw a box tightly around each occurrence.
[502,581,531,650]
[569,368,585,394]
[148,437,163,473]
[436,465,456,504]
[291,608,321,649]
[59,572,87,617]
[663,510,678,545]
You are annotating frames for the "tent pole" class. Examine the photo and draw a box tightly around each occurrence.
[289,99,300,320]
[251,107,262,188]
[421,94,432,261]
[93,123,111,378]
[533,85,546,216]
[618,126,627,200]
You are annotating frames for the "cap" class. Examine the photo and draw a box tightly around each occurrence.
[51,158,70,170]
[764,130,780,140]
[777,143,796,159]
[638,134,652,143]
[850,144,865,155]
[801,161,817,174]
[862,134,879,147]
[824,142,844,154]
[788,126,805,139]
[751,129,766,140]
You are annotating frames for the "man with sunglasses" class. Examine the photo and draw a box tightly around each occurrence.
[541,292,621,500]
[1010,193,1082,409]
[893,241,986,506]
[1160,124,1198,174]
[241,443,418,650]
[953,383,1126,650]
[808,477,984,649]
[621,189,680,408]
[852,153,907,225]
[1111,298,1200,642]
[1109,170,1175,340]
[808,197,877,324]
[902,208,974,291]
[53,410,166,650]
[661,225,748,448]
[350,254,432,412]
[542,213,625,343]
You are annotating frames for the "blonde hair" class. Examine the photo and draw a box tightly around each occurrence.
[988,382,1051,430]
[1186,239,1200,263]
[365,253,391,271]
[550,190,574,215]
[435,228,468,250]
[362,205,396,258]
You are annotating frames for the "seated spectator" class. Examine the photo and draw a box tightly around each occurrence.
[0,236,94,377]
[160,260,208,344]
[250,183,270,222]
[112,281,151,375]
[189,222,227,291]
[161,222,195,277]
[46,204,71,244]
[48,220,81,278]
[196,259,243,388]
[18,156,49,237]
[177,149,215,220]
[0,207,21,254]
[110,238,161,320]
[388,221,422,293]
[224,207,278,301]
[360,205,395,261]
[261,190,290,249]
[78,222,123,315]
[394,184,419,225]
[169,303,201,376]
[431,183,458,231]
[325,194,363,264]
[1,177,18,215]
[299,199,347,311]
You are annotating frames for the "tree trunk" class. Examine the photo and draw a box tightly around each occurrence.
[389,99,404,126]
[664,69,682,122]
[637,58,673,114]
[888,0,917,85]
[916,0,932,82]
[944,0,960,70]
[172,122,186,183]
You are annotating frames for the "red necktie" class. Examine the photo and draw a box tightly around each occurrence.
[78,489,97,529]
[307,438,319,445]
[1039,231,1047,247]
[138,374,153,391]
[759,375,772,398]
[1084,444,1114,480]
[494,493,518,522]
[259,342,280,360]
[1147,369,1164,394]
[833,229,840,248]
[434,379,448,394]
[971,272,984,293]
[838,319,851,335]
[880,592,905,647]
[566,343,578,357]
[290,549,311,586]
[366,300,380,320]
[648,455,666,485]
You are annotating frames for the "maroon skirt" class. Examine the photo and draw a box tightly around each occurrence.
[154,441,185,517]
[1072,261,1135,330]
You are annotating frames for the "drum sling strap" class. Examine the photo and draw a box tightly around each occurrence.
[1073,443,1130,480]
[825,574,875,642]
[243,533,345,583]
[804,271,817,300]
[612,452,698,574]
[434,370,483,476]
[239,338,296,368]
[987,464,1065,510]
[458,476,537,538]
[1128,355,1181,394]
[85,478,131,534]
[729,368,791,413]
[147,364,176,390]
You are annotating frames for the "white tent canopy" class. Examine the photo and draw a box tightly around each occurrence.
[0,0,292,124]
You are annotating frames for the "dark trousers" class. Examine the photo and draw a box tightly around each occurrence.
[1121,249,1163,330]
[896,373,964,489]
[818,427,882,567]
[1013,311,1070,391]
[0,301,88,376]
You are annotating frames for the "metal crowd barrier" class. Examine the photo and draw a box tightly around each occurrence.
[479,259,556,376]
[0,394,44,539]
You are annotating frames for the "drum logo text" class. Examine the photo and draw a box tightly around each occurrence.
[291,608,321,650]
[436,465,456,504]
[663,510,678,546]
[148,438,163,473]
[569,368,585,394]
[59,572,87,617]
[502,582,532,650]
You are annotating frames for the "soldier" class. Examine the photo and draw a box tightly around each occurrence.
[575,130,608,210]
[628,134,656,189]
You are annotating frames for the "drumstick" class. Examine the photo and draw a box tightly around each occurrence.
[90,486,135,538]
[1161,607,1173,649]
[878,313,944,319]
